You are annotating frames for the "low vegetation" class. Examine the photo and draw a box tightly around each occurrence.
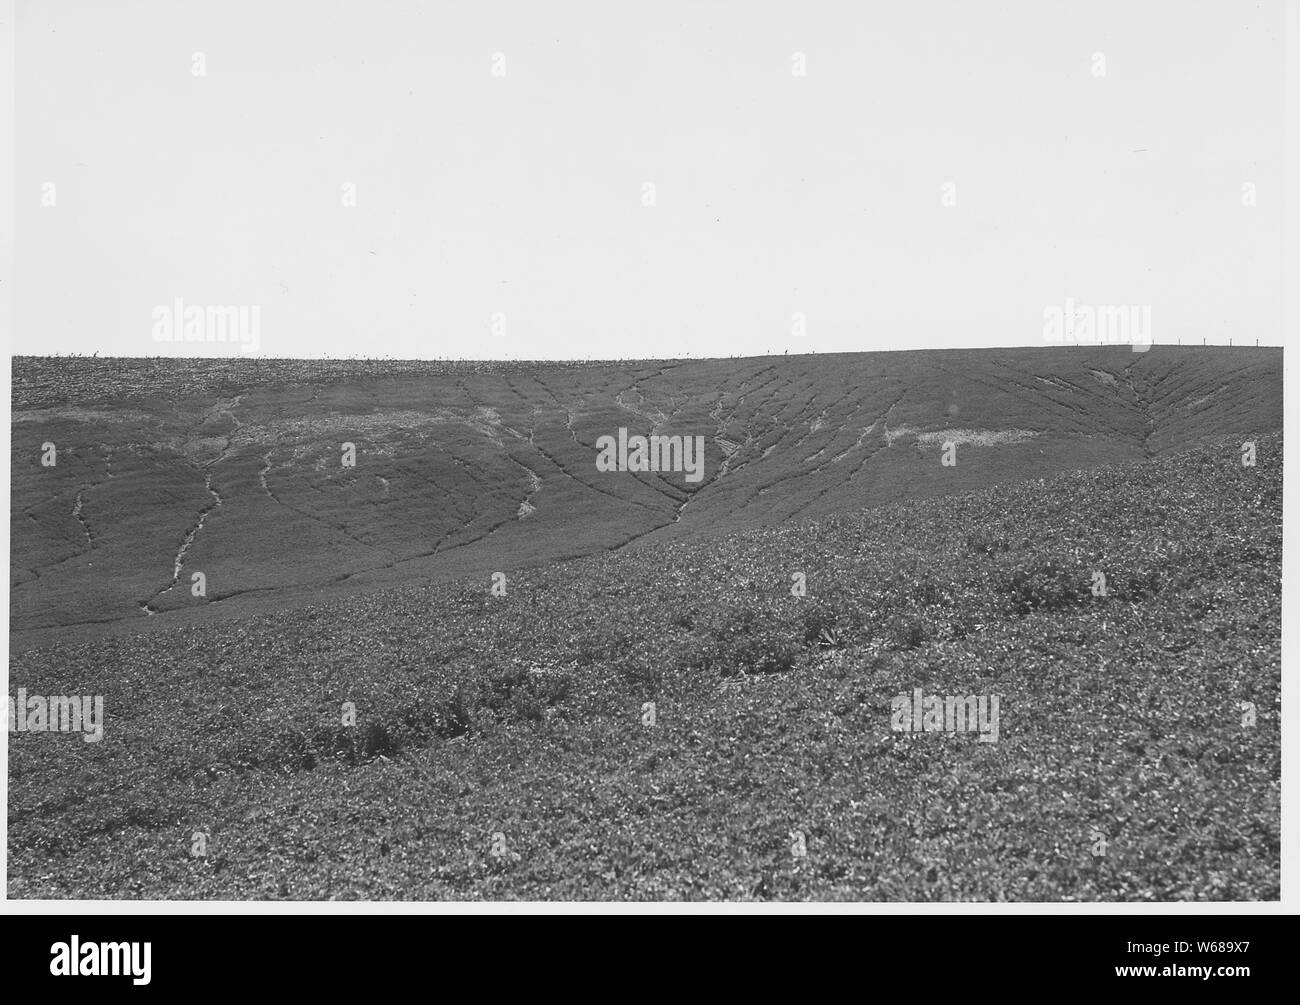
[9,433,1280,900]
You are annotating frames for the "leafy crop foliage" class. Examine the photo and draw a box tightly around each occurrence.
[9,432,1279,901]
[1005,560,1082,615]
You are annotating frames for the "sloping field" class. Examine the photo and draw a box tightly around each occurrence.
[8,432,1280,900]
[10,347,1281,646]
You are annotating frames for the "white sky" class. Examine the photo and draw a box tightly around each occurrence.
[13,0,1287,359]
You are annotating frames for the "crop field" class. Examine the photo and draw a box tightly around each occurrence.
[7,347,1282,900]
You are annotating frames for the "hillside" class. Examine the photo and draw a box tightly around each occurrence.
[10,346,1281,646]
[8,431,1281,900]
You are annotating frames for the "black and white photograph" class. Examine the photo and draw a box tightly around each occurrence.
[2,0,1290,922]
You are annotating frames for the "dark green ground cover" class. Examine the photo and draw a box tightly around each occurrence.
[9,433,1279,900]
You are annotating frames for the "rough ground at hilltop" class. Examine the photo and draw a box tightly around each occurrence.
[10,347,1280,645]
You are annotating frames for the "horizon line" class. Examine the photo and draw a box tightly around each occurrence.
[12,341,1285,365]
